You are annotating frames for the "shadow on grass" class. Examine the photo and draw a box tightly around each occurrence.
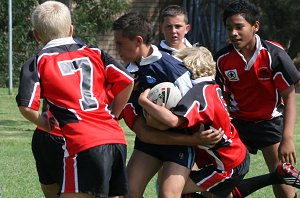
[0,119,30,127]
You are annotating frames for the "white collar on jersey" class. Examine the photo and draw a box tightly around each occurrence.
[234,34,263,71]
[159,38,192,52]
[42,37,77,50]
[192,76,215,85]
[127,45,162,73]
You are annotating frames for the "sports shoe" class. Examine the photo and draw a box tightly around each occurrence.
[276,162,300,188]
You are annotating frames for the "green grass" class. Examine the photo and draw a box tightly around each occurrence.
[0,88,299,197]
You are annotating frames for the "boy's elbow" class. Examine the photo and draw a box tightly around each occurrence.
[18,106,30,115]
[167,117,181,128]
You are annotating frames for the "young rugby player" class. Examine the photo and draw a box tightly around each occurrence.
[16,1,134,198]
[215,1,300,197]
[138,46,300,198]
[158,5,192,54]
[113,11,196,198]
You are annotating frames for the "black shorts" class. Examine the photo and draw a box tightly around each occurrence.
[31,129,65,185]
[61,144,128,197]
[190,151,250,197]
[231,116,283,154]
[134,137,195,169]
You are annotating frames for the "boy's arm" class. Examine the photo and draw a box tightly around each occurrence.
[278,85,297,164]
[18,106,53,132]
[132,115,222,146]
[138,89,184,128]
[101,50,134,118]
[111,82,134,118]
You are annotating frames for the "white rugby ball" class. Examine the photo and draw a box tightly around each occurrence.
[148,82,182,109]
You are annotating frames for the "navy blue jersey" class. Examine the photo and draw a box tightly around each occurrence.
[123,45,193,129]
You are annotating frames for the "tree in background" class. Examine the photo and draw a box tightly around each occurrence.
[251,0,300,60]
[183,0,299,65]
[0,0,127,87]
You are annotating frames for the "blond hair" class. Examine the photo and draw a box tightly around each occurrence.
[173,47,216,79]
[31,1,72,43]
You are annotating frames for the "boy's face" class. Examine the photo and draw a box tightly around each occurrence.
[225,14,259,53]
[114,31,140,64]
[160,15,190,49]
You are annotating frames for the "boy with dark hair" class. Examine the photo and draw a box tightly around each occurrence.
[16,1,134,198]
[138,46,300,198]
[113,11,196,198]
[158,5,192,54]
[215,0,300,197]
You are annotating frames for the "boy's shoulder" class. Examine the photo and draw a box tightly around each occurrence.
[214,44,234,60]
[157,44,173,55]
[157,50,183,66]
[261,39,286,55]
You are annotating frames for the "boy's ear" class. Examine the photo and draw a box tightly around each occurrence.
[185,24,191,34]
[68,24,74,36]
[136,35,144,46]
[33,30,42,42]
[253,21,260,33]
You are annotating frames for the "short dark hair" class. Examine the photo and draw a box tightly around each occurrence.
[112,12,153,45]
[159,5,188,24]
[223,0,260,26]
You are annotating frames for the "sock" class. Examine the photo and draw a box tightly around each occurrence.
[235,172,281,197]
[232,187,243,198]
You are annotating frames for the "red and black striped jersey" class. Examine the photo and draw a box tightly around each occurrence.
[16,37,134,156]
[216,35,300,121]
[173,78,247,171]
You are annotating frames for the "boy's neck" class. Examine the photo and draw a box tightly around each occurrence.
[141,44,153,59]
[240,36,257,62]
[166,41,186,51]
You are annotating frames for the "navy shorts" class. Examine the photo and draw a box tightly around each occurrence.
[61,144,128,197]
[31,128,65,185]
[231,116,283,154]
[190,151,250,197]
[134,137,195,169]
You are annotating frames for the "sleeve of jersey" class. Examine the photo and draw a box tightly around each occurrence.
[162,59,193,95]
[102,51,134,96]
[215,58,230,93]
[172,86,209,128]
[272,50,300,92]
[120,91,143,129]
[15,56,41,111]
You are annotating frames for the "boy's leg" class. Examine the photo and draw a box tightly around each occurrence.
[127,149,162,198]
[41,183,60,198]
[262,143,296,198]
[233,162,300,197]
[159,162,190,198]
[60,193,94,198]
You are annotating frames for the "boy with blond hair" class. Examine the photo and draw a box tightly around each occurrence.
[139,46,300,197]
[16,1,134,198]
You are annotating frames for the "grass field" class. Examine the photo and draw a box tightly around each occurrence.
[0,88,299,197]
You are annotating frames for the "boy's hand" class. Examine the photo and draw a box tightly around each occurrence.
[193,128,223,148]
[40,112,56,132]
[138,88,151,106]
